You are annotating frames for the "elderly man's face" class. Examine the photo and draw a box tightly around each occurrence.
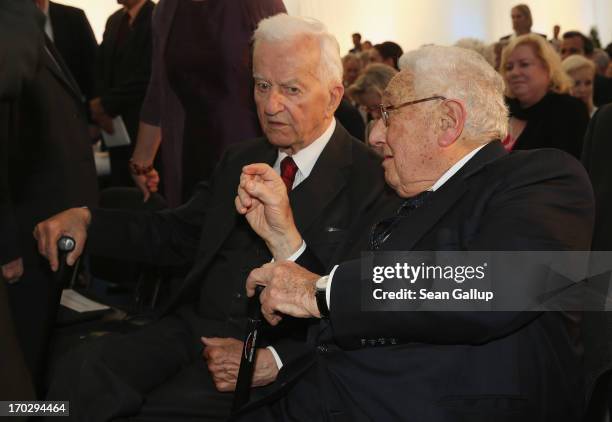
[374,72,440,197]
[253,38,339,154]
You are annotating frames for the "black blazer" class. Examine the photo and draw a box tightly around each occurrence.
[582,104,612,251]
[48,1,97,100]
[86,123,390,363]
[94,1,154,140]
[4,40,99,263]
[242,142,595,422]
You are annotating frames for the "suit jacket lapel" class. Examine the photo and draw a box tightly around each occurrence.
[291,124,351,234]
[384,141,507,251]
[192,141,278,272]
[43,36,83,101]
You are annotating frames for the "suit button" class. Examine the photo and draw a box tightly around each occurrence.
[317,344,328,353]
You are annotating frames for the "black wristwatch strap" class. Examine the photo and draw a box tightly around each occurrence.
[315,276,330,318]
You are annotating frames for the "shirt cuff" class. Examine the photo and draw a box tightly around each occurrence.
[266,346,283,370]
[327,265,339,310]
[285,240,307,262]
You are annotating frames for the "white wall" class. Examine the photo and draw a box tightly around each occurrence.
[284,0,612,53]
[57,0,612,53]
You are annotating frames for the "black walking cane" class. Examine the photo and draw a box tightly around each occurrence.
[55,236,77,287]
[232,285,264,413]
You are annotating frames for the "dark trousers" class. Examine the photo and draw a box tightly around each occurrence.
[0,280,35,405]
[44,314,234,422]
[7,243,63,396]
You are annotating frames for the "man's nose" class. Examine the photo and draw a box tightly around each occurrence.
[367,119,387,149]
[264,90,284,115]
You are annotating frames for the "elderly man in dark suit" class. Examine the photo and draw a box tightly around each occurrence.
[35,13,388,422]
[237,45,594,422]
[91,0,154,187]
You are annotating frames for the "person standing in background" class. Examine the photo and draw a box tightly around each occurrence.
[34,0,98,101]
[3,0,99,395]
[128,0,286,206]
[91,0,154,187]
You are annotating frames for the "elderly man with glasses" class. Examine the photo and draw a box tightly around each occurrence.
[235,45,594,421]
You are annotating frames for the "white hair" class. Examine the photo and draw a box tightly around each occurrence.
[454,38,496,68]
[398,45,508,143]
[253,14,342,86]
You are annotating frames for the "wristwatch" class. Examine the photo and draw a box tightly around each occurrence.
[315,275,330,318]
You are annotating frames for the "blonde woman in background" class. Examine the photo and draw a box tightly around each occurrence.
[562,54,597,116]
[500,34,590,158]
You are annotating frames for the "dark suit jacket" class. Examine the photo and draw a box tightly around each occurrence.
[582,104,612,251]
[241,142,595,421]
[499,32,547,42]
[48,1,97,101]
[94,1,154,140]
[594,74,612,108]
[7,42,99,258]
[86,122,389,363]
[580,105,612,411]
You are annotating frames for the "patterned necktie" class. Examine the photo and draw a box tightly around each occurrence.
[280,156,299,193]
[369,191,432,250]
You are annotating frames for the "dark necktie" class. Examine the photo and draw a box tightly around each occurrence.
[280,156,299,193]
[369,190,432,250]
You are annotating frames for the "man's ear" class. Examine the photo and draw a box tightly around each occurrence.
[438,99,465,148]
[327,84,344,116]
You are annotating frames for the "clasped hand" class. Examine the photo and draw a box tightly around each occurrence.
[235,163,302,261]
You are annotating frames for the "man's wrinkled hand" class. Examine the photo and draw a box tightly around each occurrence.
[235,163,302,260]
[201,337,279,392]
[33,208,91,272]
[246,261,321,326]
[2,258,24,284]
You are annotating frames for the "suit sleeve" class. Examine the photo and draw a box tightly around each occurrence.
[328,151,595,349]
[86,145,232,266]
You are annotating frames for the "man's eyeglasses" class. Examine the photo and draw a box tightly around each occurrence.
[378,96,446,127]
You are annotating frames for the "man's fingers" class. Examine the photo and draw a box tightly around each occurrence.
[66,236,86,267]
[242,163,276,180]
[43,228,60,272]
[246,266,272,297]
[242,178,283,206]
[235,186,253,213]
